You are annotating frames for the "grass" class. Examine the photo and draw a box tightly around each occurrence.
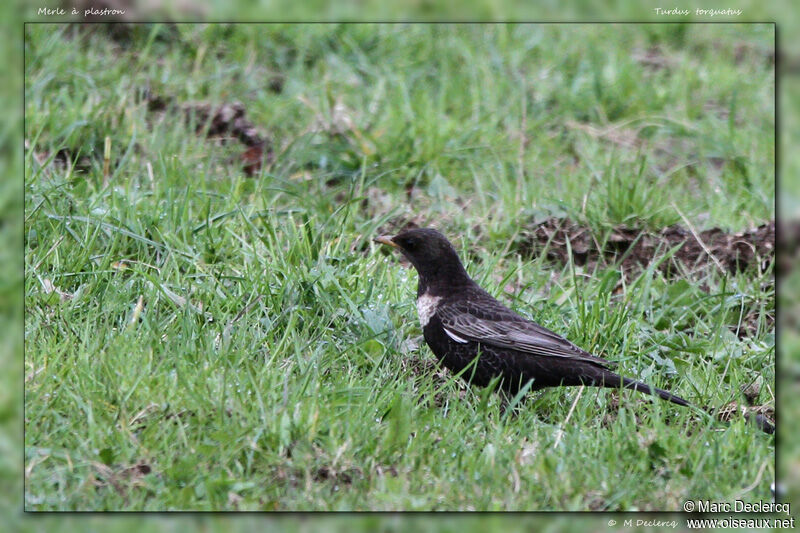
[24,23,774,511]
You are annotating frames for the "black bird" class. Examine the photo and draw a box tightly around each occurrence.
[375,227,692,407]
[376,227,776,435]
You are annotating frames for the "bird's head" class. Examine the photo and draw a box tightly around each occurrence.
[374,227,470,292]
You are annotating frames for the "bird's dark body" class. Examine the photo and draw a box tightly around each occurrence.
[424,311,584,393]
[375,227,775,434]
[377,227,688,406]
[419,284,686,403]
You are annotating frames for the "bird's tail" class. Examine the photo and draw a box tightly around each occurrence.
[593,370,773,434]
[618,376,690,407]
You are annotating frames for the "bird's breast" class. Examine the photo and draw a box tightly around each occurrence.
[416,293,442,328]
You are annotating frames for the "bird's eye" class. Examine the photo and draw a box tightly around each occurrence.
[404,237,417,249]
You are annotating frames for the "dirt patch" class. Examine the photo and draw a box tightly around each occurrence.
[736,309,772,340]
[518,217,775,337]
[734,41,776,67]
[374,464,399,478]
[585,491,611,511]
[716,402,774,434]
[632,45,675,71]
[516,217,774,280]
[90,460,152,502]
[145,92,274,177]
[181,101,264,147]
[313,465,361,486]
[183,100,273,176]
[126,404,238,434]
[26,138,95,175]
[28,91,274,179]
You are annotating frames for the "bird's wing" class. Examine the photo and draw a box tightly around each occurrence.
[436,297,613,368]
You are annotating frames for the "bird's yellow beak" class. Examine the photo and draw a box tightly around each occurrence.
[374,235,399,248]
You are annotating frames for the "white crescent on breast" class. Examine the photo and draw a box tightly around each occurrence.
[416,294,441,327]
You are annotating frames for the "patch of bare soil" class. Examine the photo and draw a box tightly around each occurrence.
[90,460,152,503]
[27,91,275,179]
[313,465,361,486]
[716,402,775,434]
[145,92,275,177]
[632,45,675,71]
[26,139,95,175]
[518,217,775,338]
[517,217,774,280]
[716,380,775,433]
